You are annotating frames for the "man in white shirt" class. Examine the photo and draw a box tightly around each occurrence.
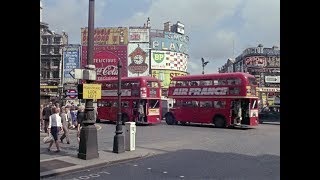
[48,107,62,152]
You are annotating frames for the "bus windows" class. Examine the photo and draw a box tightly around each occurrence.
[149,99,160,108]
[133,100,139,108]
[213,79,219,85]
[200,80,212,86]
[218,79,227,85]
[147,81,159,88]
[190,81,199,86]
[121,101,129,108]
[213,101,226,108]
[199,101,213,108]
[229,87,240,95]
[182,101,198,107]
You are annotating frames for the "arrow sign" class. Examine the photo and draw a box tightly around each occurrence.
[69,69,75,79]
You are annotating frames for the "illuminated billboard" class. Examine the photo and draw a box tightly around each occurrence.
[151,70,187,88]
[151,50,188,72]
[151,32,189,54]
[81,27,128,45]
[128,27,149,43]
[81,45,128,81]
[127,43,150,77]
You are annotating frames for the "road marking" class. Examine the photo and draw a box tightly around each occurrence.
[133,164,138,167]
[163,171,168,174]
[179,175,185,178]
[147,168,151,170]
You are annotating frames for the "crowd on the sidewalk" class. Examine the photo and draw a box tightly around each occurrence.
[40,101,93,152]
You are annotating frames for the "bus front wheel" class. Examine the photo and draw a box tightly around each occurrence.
[214,116,226,128]
[165,113,175,125]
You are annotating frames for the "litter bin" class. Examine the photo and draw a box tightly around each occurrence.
[125,122,136,151]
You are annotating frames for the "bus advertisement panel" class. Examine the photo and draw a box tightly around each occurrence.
[165,72,259,128]
[97,76,162,125]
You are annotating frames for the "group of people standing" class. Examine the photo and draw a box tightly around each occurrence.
[40,102,86,152]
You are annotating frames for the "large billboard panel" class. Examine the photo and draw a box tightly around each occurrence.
[63,45,81,83]
[81,27,128,45]
[81,45,128,81]
[151,70,187,88]
[151,32,188,54]
[151,50,188,72]
[127,43,150,77]
[129,27,149,43]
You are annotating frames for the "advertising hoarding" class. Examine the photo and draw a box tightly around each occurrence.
[127,43,150,76]
[265,76,280,83]
[81,45,128,81]
[151,50,188,72]
[63,45,81,83]
[129,27,149,43]
[81,27,128,45]
[151,70,187,88]
[151,32,188,54]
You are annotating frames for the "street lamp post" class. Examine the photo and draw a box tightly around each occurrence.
[113,58,125,153]
[201,57,209,74]
[78,0,99,160]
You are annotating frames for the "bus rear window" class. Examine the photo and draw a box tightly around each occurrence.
[147,81,159,88]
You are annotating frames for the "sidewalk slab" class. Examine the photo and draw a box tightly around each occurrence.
[40,147,155,178]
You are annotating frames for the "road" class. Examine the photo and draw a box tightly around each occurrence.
[41,122,280,179]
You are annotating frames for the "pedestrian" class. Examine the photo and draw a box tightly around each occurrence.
[77,105,86,143]
[65,106,72,128]
[70,106,78,128]
[42,103,52,133]
[59,106,70,144]
[40,104,44,132]
[47,107,62,152]
[233,100,242,125]
[138,100,145,122]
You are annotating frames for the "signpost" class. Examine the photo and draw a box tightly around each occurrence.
[82,84,101,99]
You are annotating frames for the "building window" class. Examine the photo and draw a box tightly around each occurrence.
[54,47,60,54]
[42,47,50,54]
[54,37,61,44]
[42,37,48,44]
[52,71,59,78]
[53,61,60,67]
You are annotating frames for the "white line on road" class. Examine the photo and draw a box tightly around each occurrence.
[163,171,168,174]
[147,168,152,170]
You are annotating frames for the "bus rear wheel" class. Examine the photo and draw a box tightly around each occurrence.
[214,116,226,128]
[165,113,175,125]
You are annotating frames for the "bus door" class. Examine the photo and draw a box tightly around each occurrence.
[249,98,259,126]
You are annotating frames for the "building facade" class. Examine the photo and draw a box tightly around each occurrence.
[79,20,189,98]
[40,1,68,104]
[218,45,280,107]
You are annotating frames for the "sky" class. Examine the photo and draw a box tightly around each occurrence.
[42,0,280,75]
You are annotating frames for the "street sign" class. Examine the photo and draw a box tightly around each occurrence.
[66,89,78,99]
[69,68,96,80]
[82,84,101,99]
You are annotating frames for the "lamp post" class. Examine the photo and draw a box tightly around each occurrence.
[78,0,99,160]
[201,57,209,74]
[113,58,125,153]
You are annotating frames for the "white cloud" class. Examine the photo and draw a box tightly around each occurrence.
[121,0,242,30]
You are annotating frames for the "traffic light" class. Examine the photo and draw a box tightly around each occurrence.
[77,84,83,99]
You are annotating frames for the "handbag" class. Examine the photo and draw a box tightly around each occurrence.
[43,134,54,144]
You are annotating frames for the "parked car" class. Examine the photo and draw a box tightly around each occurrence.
[259,105,280,123]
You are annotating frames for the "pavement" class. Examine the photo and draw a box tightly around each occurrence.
[40,125,160,179]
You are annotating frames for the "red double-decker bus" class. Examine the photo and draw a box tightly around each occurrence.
[97,76,162,125]
[165,72,259,128]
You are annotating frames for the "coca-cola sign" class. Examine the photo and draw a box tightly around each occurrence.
[81,45,128,81]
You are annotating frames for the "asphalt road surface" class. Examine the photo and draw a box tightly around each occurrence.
[42,123,280,180]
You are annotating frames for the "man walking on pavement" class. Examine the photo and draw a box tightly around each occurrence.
[42,103,52,133]
[60,106,70,144]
